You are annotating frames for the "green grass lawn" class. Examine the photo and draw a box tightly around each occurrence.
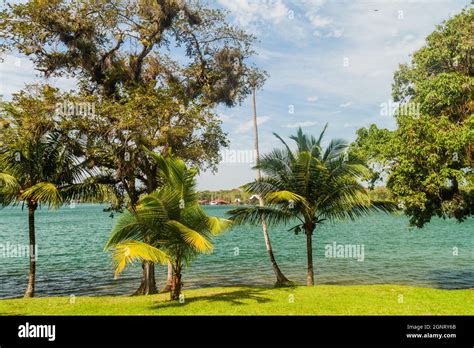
[0,285,472,315]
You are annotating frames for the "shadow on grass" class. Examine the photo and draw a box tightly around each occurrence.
[150,287,274,310]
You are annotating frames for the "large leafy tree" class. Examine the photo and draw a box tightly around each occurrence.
[229,126,396,286]
[352,8,473,227]
[0,85,111,297]
[0,0,258,104]
[105,150,230,300]
[79,82,229,294]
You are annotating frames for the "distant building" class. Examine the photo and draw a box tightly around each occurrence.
[209,199,230,205]
[248,195,259,204]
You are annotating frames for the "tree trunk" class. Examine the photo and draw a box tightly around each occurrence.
[252,85,290,285]
[160,261,173,293]
[170,263,182,301]
[259,198,290,284]
[133,261,158,296]
[305,229,314,286]
[125,185,158,296]
[24,202,37,298]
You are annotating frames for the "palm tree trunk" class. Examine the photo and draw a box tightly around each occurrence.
[160,261,173,293]
[170,263,182,301]
[252,85,289,285]
[24,202,37,298]
[133,261,158,296]
[305,229,314,286]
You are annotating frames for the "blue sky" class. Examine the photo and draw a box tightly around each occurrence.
[198,0,471,190]
[0,0,471,190]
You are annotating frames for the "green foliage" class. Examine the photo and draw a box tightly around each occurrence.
[0,0,266,211]
[0,85,112,208]
[0,0,263,105]
[197,188,251,203]
[80,83,229,209]
[353,8,474,227]
[229,126,396,231]
[105,151,231,297]
[228,126,396,285]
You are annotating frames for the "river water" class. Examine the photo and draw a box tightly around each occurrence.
[0,204,472,298]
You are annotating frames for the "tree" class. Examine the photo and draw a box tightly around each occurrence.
[0,85,111,297]
[0,0,258,105]
[249,72,290,285]
[105,150,231,300]
[81,83,229,294]
[0,0,264,294]
[352,8,473,227]
[228,126,396,286]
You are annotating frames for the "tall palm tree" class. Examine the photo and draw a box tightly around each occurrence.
[249,76,289,285]
[229,125,397,285]
[105,151,231,300]
[0,89,111,297]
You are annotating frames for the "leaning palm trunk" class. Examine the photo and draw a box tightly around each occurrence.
[252,86,289,285]
[24,202,37,298]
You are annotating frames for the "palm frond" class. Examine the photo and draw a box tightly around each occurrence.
[20,182,61,207]
[60,182,113,203]
[228,205,297,226]
[105,211,151,249]
[166,220,213,253]
[0,173,20,191]
[207,216,232,236]
[322,138,348,162]
[266,190,309,209]
[111,240,169,278]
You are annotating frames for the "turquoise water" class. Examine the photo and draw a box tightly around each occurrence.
[0,204,472,298]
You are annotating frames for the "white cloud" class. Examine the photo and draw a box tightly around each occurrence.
[217,113,233,121]
[308,14,332,28]
[285,120,318,129]
[217,0,290,27]
[326,29,344,38]
[236,116,270,134]
[307,96,319,102]
[339,101,353,108]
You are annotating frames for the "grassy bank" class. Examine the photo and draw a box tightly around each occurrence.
[0,285,472,316]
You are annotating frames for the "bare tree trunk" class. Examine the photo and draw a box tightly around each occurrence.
[160,261,173,293]
[305,229,314,286]
[24,202,37,298]
[133,261,158,296]
[252,86,290,285]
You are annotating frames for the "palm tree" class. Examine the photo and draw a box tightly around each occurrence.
[105,151,231,300]
[0,89,111,297]
[228,125,397,286]
[249,74,289,285]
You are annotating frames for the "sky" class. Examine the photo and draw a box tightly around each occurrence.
[0,0,471,191]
